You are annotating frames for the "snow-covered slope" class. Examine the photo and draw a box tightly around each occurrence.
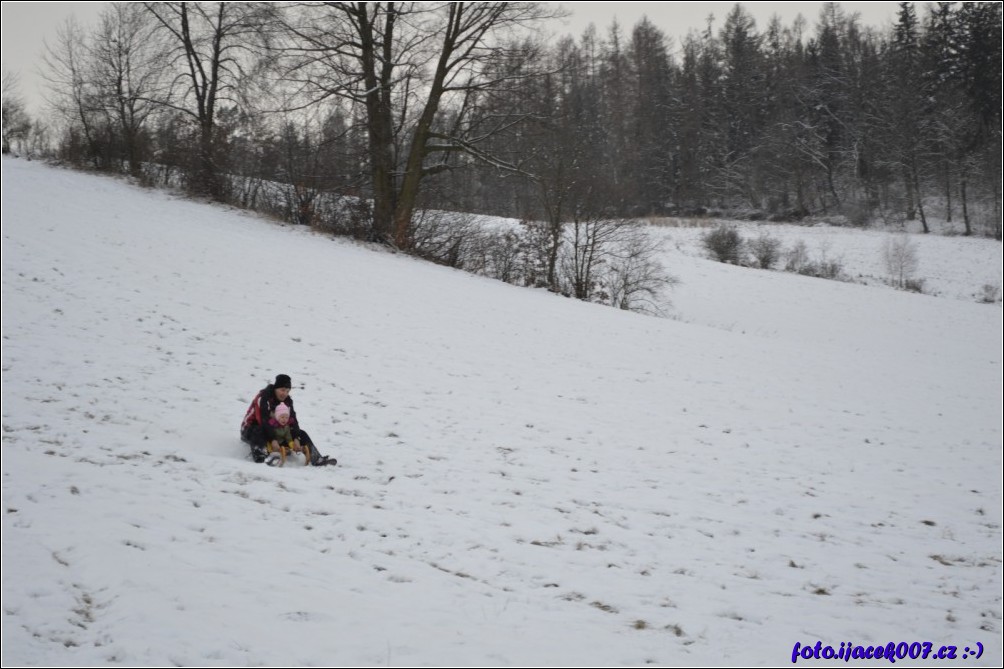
[2,158,1001,666]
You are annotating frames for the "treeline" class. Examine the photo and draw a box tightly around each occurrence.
[2,2,1001,241]
[446,2,1002,237]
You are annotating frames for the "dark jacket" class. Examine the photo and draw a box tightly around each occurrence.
[242,384,303,443]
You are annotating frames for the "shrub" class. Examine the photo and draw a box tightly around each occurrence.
[312,196,373,241]
[474,229,526,284]
[815,260,844,280]
[882,235,919,289]
[749,232,783,269]
[604,227,677,315]
[785,240,810,273]
[782,239,846,280]
[410,211,478,267]
[702,224,745,264]
[979,283,1000,304]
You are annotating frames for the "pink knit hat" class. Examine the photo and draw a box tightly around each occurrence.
[275,404,290,421]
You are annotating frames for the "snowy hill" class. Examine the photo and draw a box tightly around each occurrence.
[2,157,1001,666]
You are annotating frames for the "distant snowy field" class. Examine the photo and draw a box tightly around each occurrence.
[647,222,1002,343]
[650,219,1001,302]
[2,157,1001,666]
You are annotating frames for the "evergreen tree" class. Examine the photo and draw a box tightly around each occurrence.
[628,18,675,214]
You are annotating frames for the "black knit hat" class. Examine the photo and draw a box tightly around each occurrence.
[274,374,292,389]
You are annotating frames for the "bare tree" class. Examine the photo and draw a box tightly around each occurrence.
[90,4,169,175]
[2,71,32,154]
[563,216,624,300]
[144,1,270,199]
[274,2,552,249]
[882,234,920,289]
[603,225,676,315]
[41,17,102,166]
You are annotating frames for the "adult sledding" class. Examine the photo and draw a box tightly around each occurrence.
[241,374,337,467]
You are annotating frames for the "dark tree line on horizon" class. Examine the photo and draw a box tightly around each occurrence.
[3,1,1001,243]
[445,1,1002,239]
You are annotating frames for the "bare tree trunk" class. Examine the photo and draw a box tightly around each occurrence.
[826,158,840,208]
[537,167,564,293]
[960,177,971,236]
[943,159,952,223]
[356,2,397,242]
[392,3,473,249]
[912,161,928,233]
[198,122,221,199]
[902,165,916,221]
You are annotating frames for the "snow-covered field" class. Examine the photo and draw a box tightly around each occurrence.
[2,157,1001,666]
[650,219,1001,304]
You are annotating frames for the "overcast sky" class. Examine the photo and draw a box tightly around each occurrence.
[2,1,900,117]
